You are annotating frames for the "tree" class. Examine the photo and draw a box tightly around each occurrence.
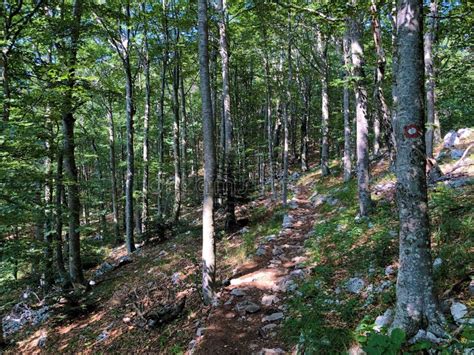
[348,5,372,217]
[391,0,445,337]
[198,0,216,305]
[62,0,86,285]
[342,30,352,183]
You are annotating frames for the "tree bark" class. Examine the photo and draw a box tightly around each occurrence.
[263,41,276,200]
[342,31,352,182]
[282,17,292,207]
[142,14,151,232]
[62,0,85,285]
[218,0,236,231]
[424,0,439,158]
[391,0,445,337]
[54,149,69,284]
[106,106,121,244]
[317,30,330,177]
[198,0,216,305]
[349,12,372,217]
[172,33,182,223]
[43,131,54,288]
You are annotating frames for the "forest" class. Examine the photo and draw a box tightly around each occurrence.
[0,0,473,353]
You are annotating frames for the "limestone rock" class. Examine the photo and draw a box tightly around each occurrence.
[451,302,469,324]
[345,277,365,294]
[230,288,247,297]
[262,312,284,322]
[236,301,261,314]
[374,309,394,332]
[261,294,280,306]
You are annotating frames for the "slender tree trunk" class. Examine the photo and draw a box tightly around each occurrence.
[172,36,182,223]
[300,75,310,172]
[142,24,151,232]
[424,0,439,158]
[317,30,331,176]
[349,12,372,217]
[263,44,276,200]
[54,149,69,285]
[124,61,135,253]
[179,62,188,191]
[107,107,121,244]
[343,31,352,182]
[62,0,85,285]
[1,52,10,123]
[282,17,292,207]
[43,135,54,288]
[391,0,445,337]
[198,0,216,305]
[218,0,236,231]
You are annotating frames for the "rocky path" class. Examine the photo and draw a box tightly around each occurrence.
[193,182,316,355]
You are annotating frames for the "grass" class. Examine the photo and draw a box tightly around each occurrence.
[283,167,474,353]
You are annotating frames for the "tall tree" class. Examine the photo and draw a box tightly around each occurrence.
[348,6,372,217]
[424,0,440,158]
[218,0,236,230]
[391,0,445,337]
[62,0,85,284]
[198,0,216,305]
[342,31,352,183]
[172,29,182,223]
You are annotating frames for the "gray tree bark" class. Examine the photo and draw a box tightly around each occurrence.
[342,31,352,182]
[349,12,372,217]
[424,0,439,158]
[317,30,330,177]
[391,0,445,337]
[62,0,85,285]
[107,106,121,244]
[54,149,69,285]
[141,11,150,232]
[172,31,182,223]
[198,0,216,305]
[218,0,236,231]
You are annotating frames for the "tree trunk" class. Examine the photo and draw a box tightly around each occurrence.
[142,22,151,232]
[424,0,439,158]
[198,0,216,305]
[349,12,372,217]
[43,135,54,288]
[218,0,236,231]
[107,106,121,244]
[263,42,276,200]
[282,17,292,207]
[62,0,85,285]
[172,36,182,223]
[317,30,330,177]
[343,31,352,182]
[391,0,445,338]
[370,0,392,157]
[1,52,10,123]
[179,61,188,191]
[54,149,69,285]
[300,75,310,172]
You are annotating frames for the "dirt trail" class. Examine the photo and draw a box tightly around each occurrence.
[195,182,315,354]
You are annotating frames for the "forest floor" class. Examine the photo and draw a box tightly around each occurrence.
[1,129,473,354]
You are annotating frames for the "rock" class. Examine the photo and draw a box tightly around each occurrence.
[345,277,365,294]
[444,177,474,189]
[95,261,114,277]
[97,331,109,342]
[37,334,47,348]
[374,309,394,332]
[230,288,247,297]
[290,269,305,279]
[224,296,234,306]
[265,234,277,242]
[196,327,206,337]
[272,246,283,256]
[311,195,327,207]
[469,280,474,296]
[236,301,261,314]
[457,128,472,140]
[258,348,285,355]
[171,272,182,285]
[443,130,460,148]
[256,246,267,256]
[240,227,250,234]
[117,255,132,267]
[409,329,442,345]
[123,317,131,323]
[451,302,468,324]
[433,257,442,271]
[290,172,301,181]
[261,294,280,306]
[374,280,393,293]
[158,250,168,258]
[261,323,278,332]
[385,265,396,276]
[282,214,293,229]
[188,340,197,354]
[451,149,464,160]
[89,280,96,286]
[262,312,284,322]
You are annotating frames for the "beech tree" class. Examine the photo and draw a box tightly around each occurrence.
[391,0,445,337]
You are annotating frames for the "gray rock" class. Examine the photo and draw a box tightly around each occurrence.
[224,296,234,306]
[37,334,47,348]
[240,226,250,234]
[290,172,301,181]
[236,301,261,314]
[290,269,305,279]
[444,177,474,189]
[196,327,206,337]
[433,257,442,271]
[451,149,464,160]
[469,280,474,296]
[262,312,284,322]
[230,288,247,297]
[265,234,277,242]
[258,348,285,355]
[409,329,442,345]
[117,255,132,266]
[385,265,396,276]
[346,277,365,294]
[261,294,280,306]
[311,195,327,207]
[444,131,460,148]
[282,214,293,229]
[451,302,468,324]
[261,323,278,332]
[272,246,284,256]
[158,250,168,258]
[457,128,472,140]
[374,309,394,332]
[95,261,114,277]
[374,280,393,293]
[171,272,182,285]
[256,246,267,257]
[97,331,109,342]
